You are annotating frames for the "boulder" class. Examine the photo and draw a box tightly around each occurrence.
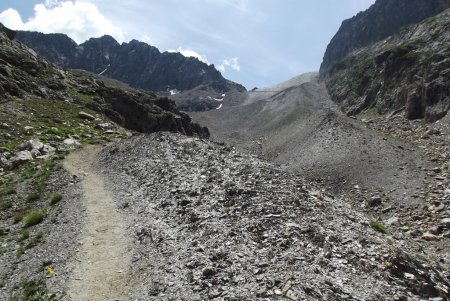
[78,111,96,121]
[367,196,382,207]
[8,150,33,169]
[39,144,56,155]
[19,138,44,151]
[421,232,440,241]
[440,218,450,229]
[95,122,113,130]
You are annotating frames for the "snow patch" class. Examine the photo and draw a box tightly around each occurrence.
[216,103,223,110]
[170,89,180,95]
[98,64,110,75]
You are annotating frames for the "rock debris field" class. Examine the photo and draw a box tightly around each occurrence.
[91,133,449,300]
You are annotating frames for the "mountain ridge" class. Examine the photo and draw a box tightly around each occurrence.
[15,30,245,97]
[320,0,450,73]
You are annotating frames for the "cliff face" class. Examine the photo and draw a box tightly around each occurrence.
[321,1,450,121]
[15,31,245,94]
[0,24,209,137]
[320,0,450,73]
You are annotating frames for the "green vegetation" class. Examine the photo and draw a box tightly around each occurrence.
[25,193,40,203]
[15,244,25,258]
[23,211,45,227]
[9,279,57,301]
[0,185,16,196]
[361,106,381,118]
[49,193,62,205]
[17,229,29,242]
[0,200,12,211]
[26,232,43,250]
[16,231,43,258]
[72,91,94,106]
[370,220,389,235]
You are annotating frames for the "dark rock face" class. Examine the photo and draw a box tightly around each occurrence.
[15,31,245,94]
[0,23,209,137]
[323,8,450,121]
[320,0,450,73]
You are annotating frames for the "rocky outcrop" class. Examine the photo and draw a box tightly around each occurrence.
[15,31,245,95]
[323,9,450,121]
[0,23,209,137]
[320,0,450,73]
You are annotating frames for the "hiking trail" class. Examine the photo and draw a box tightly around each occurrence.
[63,145,131,301]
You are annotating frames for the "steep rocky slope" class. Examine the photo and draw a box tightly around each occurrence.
[0,24,208,137]
[321,3,450,121]
[191,74,432,204]
[15,31,246,110]
[320,0,450,72]
[191,74,450,287]
[96,133,449,300]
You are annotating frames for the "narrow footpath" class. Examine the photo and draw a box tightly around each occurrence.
[63,146,131,301]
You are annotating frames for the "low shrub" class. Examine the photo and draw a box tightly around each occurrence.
[370,220,389,235]
[23,211,45,227]
[49,193,63,205]
[26,193,40,203]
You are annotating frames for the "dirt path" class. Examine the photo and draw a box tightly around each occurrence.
[63,145,131,301]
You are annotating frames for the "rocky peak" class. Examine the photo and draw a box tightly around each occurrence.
[320,0,450,74]
[15,30,245,96]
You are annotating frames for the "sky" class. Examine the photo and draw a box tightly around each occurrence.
[0,0,375,89]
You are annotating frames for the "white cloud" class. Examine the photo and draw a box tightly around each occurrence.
[168,47,209,64]
[0,8,24,30]
[0,1,124,44]
[44,0,60,8]
[217,57,240,73]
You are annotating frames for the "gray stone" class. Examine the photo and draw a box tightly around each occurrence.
[439,218,450,229]
[30,148,41,158]
[96,123,113,130]
[386,216,400,226]
[19,138,44,151]
[39,144,56,155]
[9,150,33,168]
[58,138,80,151]
[368,196,382,207]
[421,232,440,241]
[78,111,96,121]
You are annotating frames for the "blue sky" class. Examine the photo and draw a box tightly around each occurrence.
[0,0,375,89]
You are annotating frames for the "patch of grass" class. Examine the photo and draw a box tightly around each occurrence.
[26,232,43,249]
[16,244,25,258]
[0,200,12,211]
[0,185,17,196]
[13,211,27,224]
[34,160,58,193]
[49,193,62,205]
[23,211,45,227]
[17,229,29,242]
[370,220,389,235]
[9,279,57,301]
[25,193,40,203]
[73,91,94,106]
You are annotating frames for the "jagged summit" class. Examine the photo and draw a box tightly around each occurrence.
[15,30,245,97]
[320,0,450,73]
